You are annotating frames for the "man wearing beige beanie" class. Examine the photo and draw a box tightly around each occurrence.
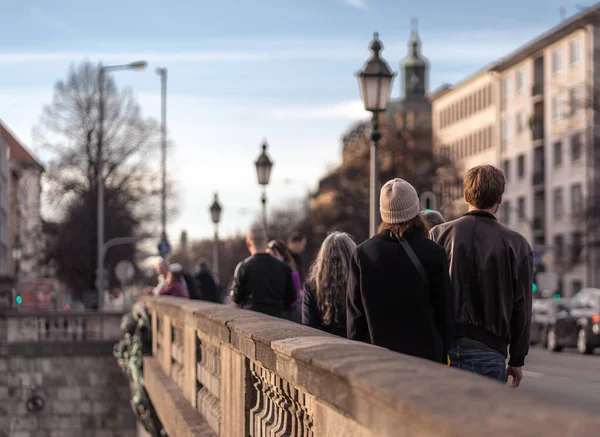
[347,178,452,364]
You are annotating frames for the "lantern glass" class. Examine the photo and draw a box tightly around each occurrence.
[210,194,222,224]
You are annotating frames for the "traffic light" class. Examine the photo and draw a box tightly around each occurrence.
[553,293,561,301]
[532,282,538,293]
[15,294,22,305]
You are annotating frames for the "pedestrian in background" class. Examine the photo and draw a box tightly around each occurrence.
[424,210,445,228]
[287,231,307,285]
[144,258,170,296]
[267,240,302,322]
[194,258,220,303]
[302,232,356,337]
[347,178,452,364]
[431,165,533,387]
[159,264,189,298]
[230,226,297,318]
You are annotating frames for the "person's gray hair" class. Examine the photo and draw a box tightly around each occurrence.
[247,225,267,248]
[307,232,356,327]
[423,210,445,228]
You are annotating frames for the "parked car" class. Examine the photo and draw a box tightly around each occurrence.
[530,298,561,346]
[547,288,600,355]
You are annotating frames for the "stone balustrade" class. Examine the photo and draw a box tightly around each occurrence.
[0,310,123,344]
[142,296,600,437]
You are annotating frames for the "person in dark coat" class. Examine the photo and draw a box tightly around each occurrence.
[423,210,445,228]
[231,225,297,318]
[194,259,220,303]
[347,178,453,364]
[431,165,533,387]
[302,232,356,337]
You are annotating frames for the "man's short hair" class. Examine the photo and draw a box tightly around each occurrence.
[464,165,506,209]
[247,225,267,248]
[288,231,306,243]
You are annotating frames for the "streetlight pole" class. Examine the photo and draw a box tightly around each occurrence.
[255,140,274,233]
[356,32,396,237]
[156,67,168,248]
[96,61,147,310]
[210,193,222,277]
[370,112,382,237]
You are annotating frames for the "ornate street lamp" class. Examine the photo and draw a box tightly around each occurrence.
[210,193,222,276]
[254,140,274,232]
[356,32,396,237]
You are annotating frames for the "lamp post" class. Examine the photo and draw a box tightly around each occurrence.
[155,67,169,255]
[210,193,222,276]
[96,60,147,310]
[254,140,274,232]
[356,32,396,237]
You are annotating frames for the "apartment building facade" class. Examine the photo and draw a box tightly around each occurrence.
[432,7,600,297]
[0,127,11,307]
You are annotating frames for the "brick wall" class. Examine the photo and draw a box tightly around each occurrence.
[0,353,136,437]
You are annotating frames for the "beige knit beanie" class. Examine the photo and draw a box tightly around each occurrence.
[380,178,421,224]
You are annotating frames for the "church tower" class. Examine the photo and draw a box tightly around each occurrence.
[402,18,428,100]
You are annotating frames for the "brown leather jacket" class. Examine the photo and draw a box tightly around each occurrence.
[431,210,533,366]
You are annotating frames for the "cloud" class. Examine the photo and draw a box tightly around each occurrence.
[344,0,366,9]
[0,26,548,67]
[30,6,75,32]
[269,100,367,120]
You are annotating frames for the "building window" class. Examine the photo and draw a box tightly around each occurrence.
[571,133,582,162]
[503,78,511,100]
[502,201,511,225]
[554,141,563,166]
[571,183,582,214]
[517,155,525,179]
[554,234,564,262]
[571,232,583,264]
[503,159,510,181]
[570,38,580,65]
[517,196,526,219]
[552,48,563,74]
[515,112,524,134]
[570,87,581,115]
[553,95,562,120]
[553,187,564,218]
[516,69,525,93]
[572,280,583,295]
[502,118,510,146]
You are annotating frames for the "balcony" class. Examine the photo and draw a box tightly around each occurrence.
[532,83,544,98]
[530,116,544,141]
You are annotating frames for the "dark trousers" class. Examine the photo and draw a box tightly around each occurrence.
[449,345,506,383]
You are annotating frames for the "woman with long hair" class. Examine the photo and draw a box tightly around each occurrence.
[302,232,356,337]
[347,178,452,364]
[267,239,302,322]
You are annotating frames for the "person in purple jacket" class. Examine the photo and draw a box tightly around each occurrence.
[267,240,302,323]
[159,264,189,298]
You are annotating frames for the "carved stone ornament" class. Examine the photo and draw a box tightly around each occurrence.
[114,302,167,437]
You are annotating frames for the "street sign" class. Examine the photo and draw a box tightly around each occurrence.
[158,239,171,258]
[537,272,558,291]
[115,260,135,285]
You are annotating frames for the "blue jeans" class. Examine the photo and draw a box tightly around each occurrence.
[449,345,507,383]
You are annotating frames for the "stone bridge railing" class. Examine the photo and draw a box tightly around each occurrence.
[141,296,600,437]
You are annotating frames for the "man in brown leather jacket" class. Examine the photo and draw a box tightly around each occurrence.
[431,165,533,387]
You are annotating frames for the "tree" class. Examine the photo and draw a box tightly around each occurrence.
[35,61,164,300]
[307,113,463,259]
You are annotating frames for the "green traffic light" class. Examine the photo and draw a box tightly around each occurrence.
[553,293,561,301]
[532,283,538,293]
[16,295,22,305]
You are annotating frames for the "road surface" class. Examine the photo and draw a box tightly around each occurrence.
[519,346,600,415]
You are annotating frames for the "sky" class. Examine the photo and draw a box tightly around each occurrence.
[0,0,588,244]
